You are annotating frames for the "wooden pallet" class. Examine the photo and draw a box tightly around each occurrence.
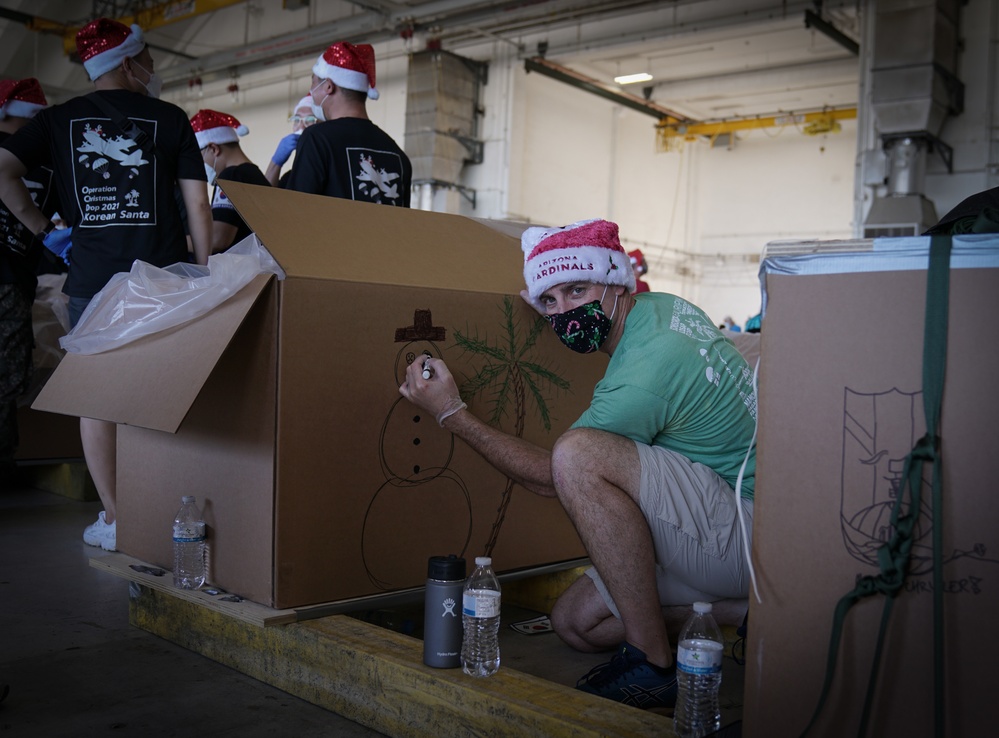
[91,551,673,737]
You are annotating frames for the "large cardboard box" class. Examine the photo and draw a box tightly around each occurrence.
[34,183,604,608]
[16,274,83,462]
[744,235,999,737]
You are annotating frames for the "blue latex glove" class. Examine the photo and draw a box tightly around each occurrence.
[43,227,72,265]
[271,132,299,166]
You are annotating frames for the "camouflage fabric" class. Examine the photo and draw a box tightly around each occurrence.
[0,284,33,463]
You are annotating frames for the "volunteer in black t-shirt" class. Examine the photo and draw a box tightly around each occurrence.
[0,21,211,312]
[190,109,271,252]
[0,78,60,488]
[286,41,412,207]
[0,19,213,552]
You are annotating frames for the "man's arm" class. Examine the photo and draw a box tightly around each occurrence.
[265,132,298,187]
[263,160,282,187]
[442,408,556,497]
[400,356,557,497]
[0,149,51,235]
[178,178,212,265]
[210,220,239,253]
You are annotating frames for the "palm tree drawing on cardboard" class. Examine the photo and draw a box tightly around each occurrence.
[455,295,570,556]
[362,300,571,589]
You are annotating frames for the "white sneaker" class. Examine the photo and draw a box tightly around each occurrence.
[82,512,117,551]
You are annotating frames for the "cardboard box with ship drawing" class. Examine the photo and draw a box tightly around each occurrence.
[744,235,999,737]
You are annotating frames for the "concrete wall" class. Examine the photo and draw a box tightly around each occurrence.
[159,0,994,328]
[921,0,998,213]
[486,55,857,326]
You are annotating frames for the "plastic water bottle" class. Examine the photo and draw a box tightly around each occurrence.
[674,601,724,737]
[461,556,501,677]
[172,496,206,589]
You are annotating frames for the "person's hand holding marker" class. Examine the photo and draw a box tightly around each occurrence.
[400,353,466,427]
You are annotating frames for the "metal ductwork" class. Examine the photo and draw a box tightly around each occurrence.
[863,0,964,237]
[404,49,487,210]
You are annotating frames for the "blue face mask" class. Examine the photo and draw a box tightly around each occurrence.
[545,288,617,354]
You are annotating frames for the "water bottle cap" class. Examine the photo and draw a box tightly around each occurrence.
[693,601,713,614]
[182,495,196,504]
[427,554,466,580]
[474,556,491,567]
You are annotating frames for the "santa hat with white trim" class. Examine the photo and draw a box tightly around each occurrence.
[522,219,635,309]
[76,18,146,81]
[0,78,47,120]
[312,42,379,100]
[189,109,249,148]
[628,248,648,275]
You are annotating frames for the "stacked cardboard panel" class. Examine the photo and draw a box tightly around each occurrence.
[745,235,999,737]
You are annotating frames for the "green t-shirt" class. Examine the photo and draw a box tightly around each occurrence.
[571,293,757,498]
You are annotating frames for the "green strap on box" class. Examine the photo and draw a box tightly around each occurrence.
[801,235,950,738]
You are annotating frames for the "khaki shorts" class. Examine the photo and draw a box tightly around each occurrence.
[585,442,753,618]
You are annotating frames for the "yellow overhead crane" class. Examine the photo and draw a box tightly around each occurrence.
[523,57,855,153]
[656,106,857,151]
[5,0,246,56]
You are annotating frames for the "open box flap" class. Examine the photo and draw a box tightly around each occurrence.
[221,181,527,294]
[32,273,273,433]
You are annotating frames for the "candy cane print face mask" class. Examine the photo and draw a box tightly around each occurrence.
[545,286,617,354]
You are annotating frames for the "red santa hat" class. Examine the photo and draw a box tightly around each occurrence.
[294,95,314,113]
[628,248,648,275]
[76,18,147,81]
[522,219,635,308]
[0,78,47,120]
[312,42,379,100]
[189,109,249,148]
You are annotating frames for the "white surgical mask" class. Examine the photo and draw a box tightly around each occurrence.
[132,60,163,99]
[203,150,218,186]
[310,80,329,122]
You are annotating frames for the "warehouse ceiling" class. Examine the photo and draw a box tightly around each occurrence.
[0,0,861,121]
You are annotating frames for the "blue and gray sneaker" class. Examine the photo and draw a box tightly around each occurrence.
[575,642,678,713]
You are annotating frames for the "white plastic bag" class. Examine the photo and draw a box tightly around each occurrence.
[59,234,285,355]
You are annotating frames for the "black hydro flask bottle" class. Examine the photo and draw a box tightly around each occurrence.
[423,554,466,668]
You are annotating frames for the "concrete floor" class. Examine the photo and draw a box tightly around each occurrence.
[0,485,385,737]
[1,479,746,737]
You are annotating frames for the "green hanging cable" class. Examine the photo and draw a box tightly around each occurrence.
[924,236,950,738]
[800,236,950,738]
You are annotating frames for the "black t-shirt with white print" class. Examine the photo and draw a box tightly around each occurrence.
[1,89,205,299]
[286,117,412,207]
[0,131,59,296]
[213,161,270,249]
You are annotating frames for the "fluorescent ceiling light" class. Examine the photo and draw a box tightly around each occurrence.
[614,72,653,85]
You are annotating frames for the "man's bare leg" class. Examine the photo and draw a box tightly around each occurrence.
[554,574,750,651]
[550,428,671,668]
[551,573,623,652]
[81,417,117,523]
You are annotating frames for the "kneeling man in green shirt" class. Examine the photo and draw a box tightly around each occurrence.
[400,218,757,713]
